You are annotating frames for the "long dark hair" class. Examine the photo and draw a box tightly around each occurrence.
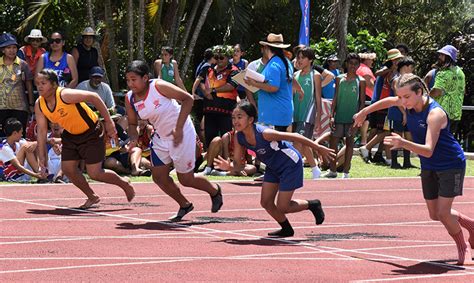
[269,46,292,82]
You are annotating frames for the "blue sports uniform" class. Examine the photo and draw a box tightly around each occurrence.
[406,98,465,171]
[237,124,303,191]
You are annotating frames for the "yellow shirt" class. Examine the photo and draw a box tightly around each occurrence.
[39,87,98,135]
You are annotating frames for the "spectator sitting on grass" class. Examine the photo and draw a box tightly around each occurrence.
[0,118,46,182]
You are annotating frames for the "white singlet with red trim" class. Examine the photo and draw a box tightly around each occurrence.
[126,79,194,141]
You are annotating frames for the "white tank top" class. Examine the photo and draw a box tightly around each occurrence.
[126,79,194,141]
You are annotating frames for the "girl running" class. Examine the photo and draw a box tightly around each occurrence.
[214,101,335,237]
[35,69,135,209]
[125,60,222,222]
[353,73,474,265]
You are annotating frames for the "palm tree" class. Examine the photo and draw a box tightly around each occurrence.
[104,0,119,90]
[326,0,351,62]
[138,0,145,60]
[86,0,95,29]
[127,0,134,63]
[176,0,201,63]
[181,0,213,77]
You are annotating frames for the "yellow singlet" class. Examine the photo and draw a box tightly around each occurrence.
[39,87,98,135]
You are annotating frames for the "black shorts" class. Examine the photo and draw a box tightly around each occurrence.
[421,168,465,200]
[292,122,315,139]
[369,110,387,130]
[61,123,105,164]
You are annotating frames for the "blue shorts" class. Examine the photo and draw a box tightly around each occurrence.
[263,158,304,191]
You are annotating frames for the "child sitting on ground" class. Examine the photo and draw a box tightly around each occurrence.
[0,118,47,182]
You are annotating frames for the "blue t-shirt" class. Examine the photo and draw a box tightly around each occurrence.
[321,69,339,99]
[237,124,301,171]
[406,99,465,171]
[43,52,70,87]
[258,56,294,126]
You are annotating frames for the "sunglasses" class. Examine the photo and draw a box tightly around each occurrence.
[49,38,63,44]
[30,38,42,42]
[214,55,225,60]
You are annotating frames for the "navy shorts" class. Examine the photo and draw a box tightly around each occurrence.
[263,158,304,191]
[421,167,465,200]
[389,120,408,133]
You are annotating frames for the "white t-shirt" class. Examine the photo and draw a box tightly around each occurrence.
[0,139,30,181]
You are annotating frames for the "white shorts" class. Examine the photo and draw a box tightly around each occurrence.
[150,127,196,173]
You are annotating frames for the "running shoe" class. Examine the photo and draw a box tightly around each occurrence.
[211,184,223,213]
[168,203,194,222]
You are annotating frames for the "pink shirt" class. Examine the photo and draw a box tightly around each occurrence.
[356,63,375,98]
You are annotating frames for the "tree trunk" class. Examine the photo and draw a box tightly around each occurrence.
[176,0,201,63]
[86,0,95,29]
[127,0,134,63]
[326,0,351,62]
[169,0,186,48]
[137,0,145,60]
[152,2,164,56]
[104,0,119,91]
[166,0,180,46]
[181,0,213,78]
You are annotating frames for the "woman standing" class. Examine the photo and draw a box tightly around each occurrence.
[125,60,223,222]
[154,46,187,91]
[37,32,78,88]
[71,27,100,84]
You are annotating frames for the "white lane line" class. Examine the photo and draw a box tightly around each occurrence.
[352,271,474,282]
[1,197,471,276]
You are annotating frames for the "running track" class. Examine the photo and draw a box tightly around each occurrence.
[1,177,474,282]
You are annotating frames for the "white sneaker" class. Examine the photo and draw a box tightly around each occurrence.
[210,169,227,176]
[359,147,369,159]
[312,167,322,179]
[342,173,350,179]
[201,166,212,176]
[323,171,337,178]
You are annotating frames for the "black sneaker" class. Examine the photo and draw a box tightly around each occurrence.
[372,152,387,165]
[168,203,194,222]
[308,199,325,225]
[211,184,223,213]
[391,163,403,169]
[267,228,294,238]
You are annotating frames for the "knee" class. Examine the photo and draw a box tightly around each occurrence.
[436,211,451,223]
[152,174,168,187]
[260,199,274,210]
[276,203,290,214]
[87,169,104,180]
[177,174,194,187]
[428,211,439,221]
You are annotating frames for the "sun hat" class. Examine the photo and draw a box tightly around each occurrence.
[259,33,291,49]
[211,45,234,57]
[358,52,376,60]
[24,29,47,44]
[437,45,457,62]
[385,49,404,62]
[81,27,96,36]
[0,33,19,48]
[89,66,104,77]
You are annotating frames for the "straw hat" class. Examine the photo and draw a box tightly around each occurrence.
[259,33,291,49]
[24,29,47,44]
[81,27,96,36]
[358,52,376,60]
[385,49,404,62]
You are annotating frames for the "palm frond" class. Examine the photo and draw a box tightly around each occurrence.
[147,0,161,23]
[15,1,51,34]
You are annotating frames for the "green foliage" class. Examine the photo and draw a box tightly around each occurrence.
[311,30,387,67]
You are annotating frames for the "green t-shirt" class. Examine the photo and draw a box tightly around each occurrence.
[334,75,360,124]
[433,66,465,121]
[293,70,315,123]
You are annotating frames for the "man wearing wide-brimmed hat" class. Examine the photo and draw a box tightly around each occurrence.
[18,29,47,75]
[0,33,34,135]
[72,27,100,83]
[429,44,465,135]
[245,33,294,132]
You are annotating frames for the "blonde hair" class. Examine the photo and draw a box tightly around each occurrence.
[396,73,429,96]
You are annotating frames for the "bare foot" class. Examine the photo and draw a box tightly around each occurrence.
[121,177,135,202]
[458,247,474,266]
[79,196,100,209]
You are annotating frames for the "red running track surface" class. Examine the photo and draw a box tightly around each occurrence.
[1,177,474,282]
